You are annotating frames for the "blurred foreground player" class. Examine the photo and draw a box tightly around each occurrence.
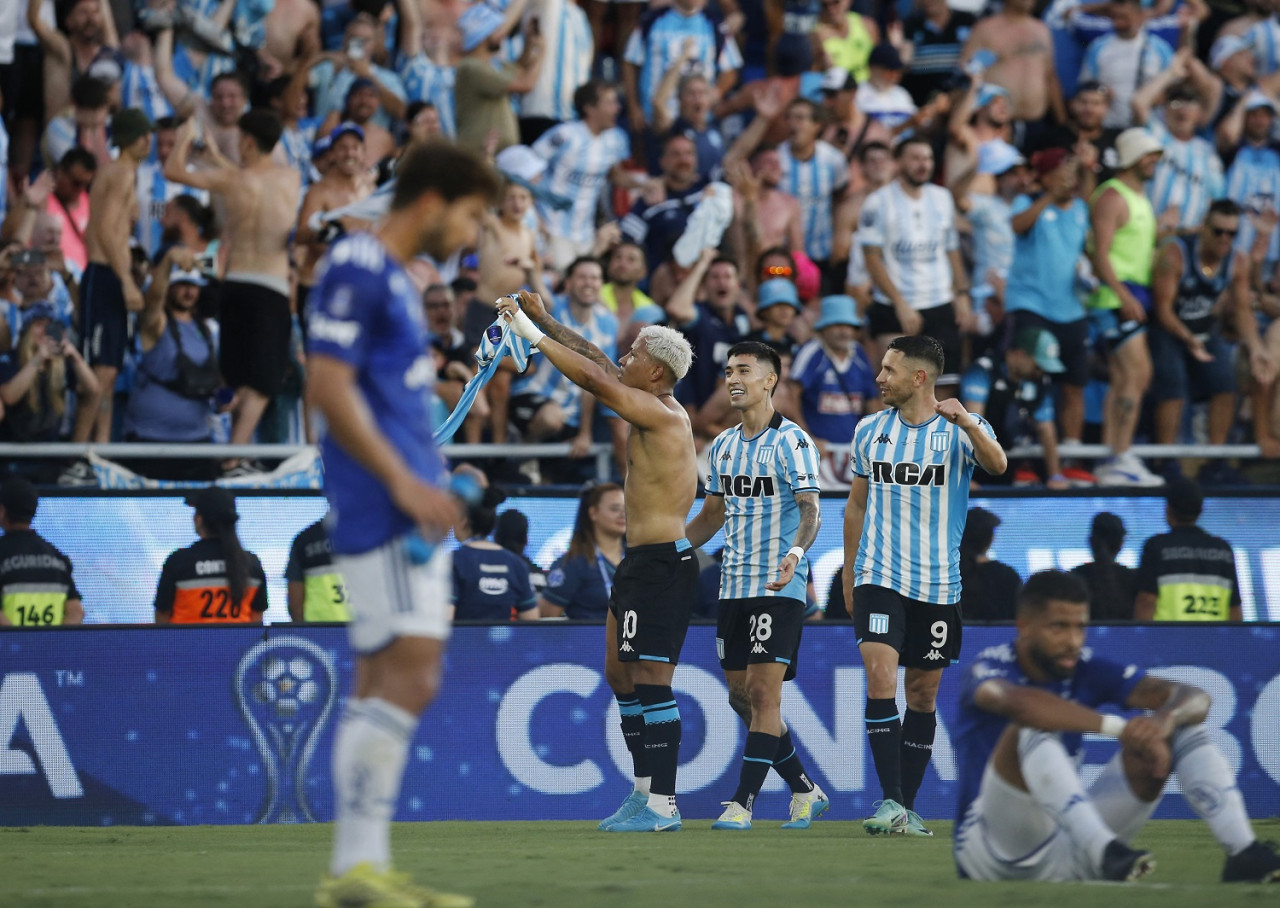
[307,143,499,907]
[954,570,1280,883]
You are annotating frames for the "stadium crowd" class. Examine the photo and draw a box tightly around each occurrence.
[1,0,1280,488]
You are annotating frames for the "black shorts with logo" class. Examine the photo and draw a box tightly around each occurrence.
[853,584,962,670]
[610,539,699,665]
[717,596,804,681]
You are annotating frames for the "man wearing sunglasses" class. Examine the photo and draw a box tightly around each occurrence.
[1148,200,1259,455]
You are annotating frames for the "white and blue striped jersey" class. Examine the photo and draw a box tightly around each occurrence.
[779,139,849,262]
[512,297,619,427]
[533,121,629,245]
[519,0,593,121]
[705,412,821,601]
[623,7,742,122]
[121,61,173,123]
[171,44,235,99]
[1227,143,1280,264]
[1146,117,1224,230]
[965,191,1014,300]
[399,54,457,137]
[1244,16,1280,75]
[134,160,210,259]
[1079,31,1174,128]
[859,180,959,310]
[850,408,997,604]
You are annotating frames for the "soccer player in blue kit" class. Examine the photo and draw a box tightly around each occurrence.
[306,142,499,908]
[685,341,830,830]
[844,335,1007,837]
[954,570,1280,883]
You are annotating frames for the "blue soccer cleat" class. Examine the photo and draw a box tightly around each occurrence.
[608,806,683,832]
[781,790,830,830]
[862,798,908,836]
[598,790,648,831]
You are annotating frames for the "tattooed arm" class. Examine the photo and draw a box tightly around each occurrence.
[517,291,622,378]
[766,491,821,591]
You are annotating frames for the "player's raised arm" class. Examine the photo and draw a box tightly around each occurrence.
[935,398,1008,476]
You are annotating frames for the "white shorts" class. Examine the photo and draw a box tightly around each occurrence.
[335,535,452,653]
[954,736,1159,882]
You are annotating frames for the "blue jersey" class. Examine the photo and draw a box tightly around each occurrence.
[400,54,457,137]
[954,642,1144,823]
[1244,16,1280,75]
[623,6,742,122]
[1226,143,1280,265]
[452,544,536,620]
[850,408,997,604]
[790,339,877,444]
[512,297,618,427]
[673,301,751,408]
[705,412,821,601]
[779,140,849,261]
[1146,117,1224,231]
[1005,194,1089,323]
[543,550,616,619]
[307,233,447,554]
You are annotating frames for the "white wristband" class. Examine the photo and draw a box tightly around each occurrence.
[1098,715,1127,738]
[787,546,805,563]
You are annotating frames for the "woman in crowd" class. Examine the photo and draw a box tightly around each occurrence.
[539,482,625,620]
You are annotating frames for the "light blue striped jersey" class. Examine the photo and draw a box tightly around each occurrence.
[1244,16,1280,75]
[134,160,210,259]
[1146,117,1224,230]
[850,407,997,604]
[533,121,630,245]
[121,62,173,123]
[519,0,593,121]
[858,180,959,309]
[399,54,457,137]
[1079,31,1174,128]
[623,7,742,122]
[779,139,849,261]
[171,44,235,98]
[705,411,821,601]
[512,297,619,427]
[1226,143,1280,264]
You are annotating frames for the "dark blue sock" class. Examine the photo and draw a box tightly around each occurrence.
[866,697,903,804]
[900,709,936,811]
[730,731,779,810]
[616,694,650,779]
[635,684,681,797]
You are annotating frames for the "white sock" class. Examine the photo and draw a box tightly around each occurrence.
[1018,729,1113,871]
[646,793,677,817]
[634,776,651,795]
[1173,726,1254,855]
[331,698,418,876]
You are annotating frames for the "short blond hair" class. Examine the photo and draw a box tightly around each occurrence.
[639,324,694,381]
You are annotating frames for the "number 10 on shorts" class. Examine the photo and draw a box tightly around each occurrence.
[620,609,638,654]
[869,613,889,635]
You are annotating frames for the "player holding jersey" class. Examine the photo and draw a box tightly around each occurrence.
[843,335,1006,837]
[686,342,830,831]
[954,570,1280,883]
[307,143,498,908]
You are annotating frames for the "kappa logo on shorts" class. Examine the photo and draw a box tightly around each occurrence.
[751,642,767,654]
[619,641,635,653]
[923,649,946,661]
[869,613,889,635]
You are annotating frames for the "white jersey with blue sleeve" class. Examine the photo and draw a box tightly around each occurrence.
[306,233,448,555]
[850,408,997,604]
[399,54,457,137]
[1146,117,1224,230]
[512,298,619,427]
[533,121,629,245]
[859,181,959,310]
[779,139,849,262]
[705,412,821,601]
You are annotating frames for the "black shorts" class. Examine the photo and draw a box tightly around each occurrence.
[867,302,963,383]
[1008,310,1090,388]
[4,44,44,124]
[79,263,129,370]
[509,393,553,434]
[610,539,700,664]
[220,279,292,397]
[716,596,804,682]
[853,584,962,670]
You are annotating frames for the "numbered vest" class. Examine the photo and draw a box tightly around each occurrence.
[1154,575,1234,621]
[0,530,81,627]
[3,586,69,627]
[170,577,263,623]
[302,568,351,622]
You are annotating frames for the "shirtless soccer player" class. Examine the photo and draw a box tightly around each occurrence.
[498,291,700,833]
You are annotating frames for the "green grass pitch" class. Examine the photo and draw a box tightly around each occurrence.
[4,819,1278,907]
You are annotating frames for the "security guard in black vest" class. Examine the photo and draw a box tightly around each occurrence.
[0,478,84,626]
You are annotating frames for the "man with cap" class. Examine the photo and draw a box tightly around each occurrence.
[307,14,407,132]
[1135,478,1242,621]
[744,277,803,355]
[154,487,269,624]
[1088,126,1164,487]
[68,106,152,453]
[945,81,1013,195]
[961,326,1069,488]
[321,81,396,165]
[455,0,544,156]
[0,477,83,627]
[856,44,918,132]
[124,247,222,452]
[296,122,374,301]
[789,294,877,487]
[1220,90,1280,268]
[1071,511,1137,620]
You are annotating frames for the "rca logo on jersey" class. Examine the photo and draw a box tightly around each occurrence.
[718,475,777,497]
[870,461,946,486]
[0,673,83,799]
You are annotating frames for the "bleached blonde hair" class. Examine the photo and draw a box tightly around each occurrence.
[638,324,693,382]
